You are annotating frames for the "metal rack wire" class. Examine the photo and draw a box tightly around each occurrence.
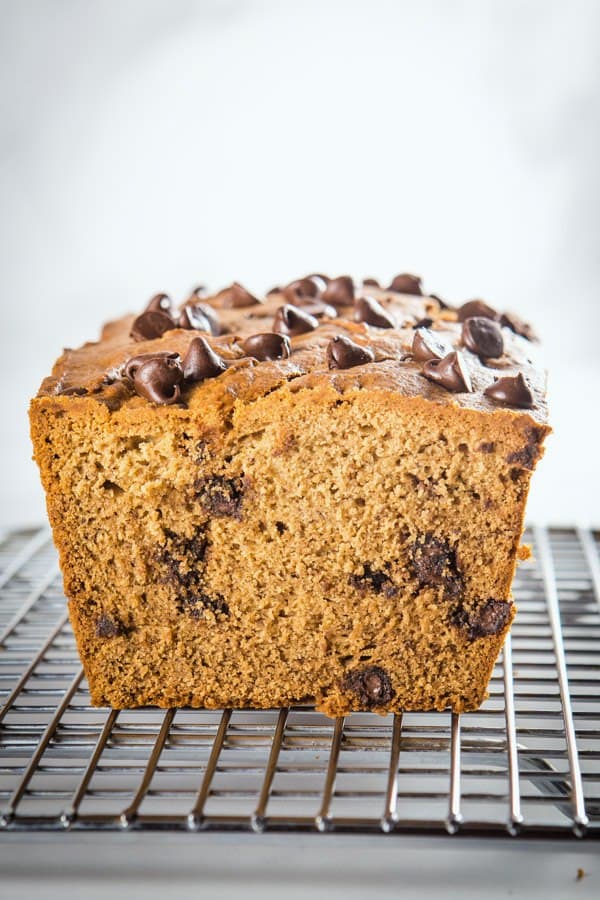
[0,526,598,838]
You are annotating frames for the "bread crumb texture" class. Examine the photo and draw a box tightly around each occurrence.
[30,278,549,714]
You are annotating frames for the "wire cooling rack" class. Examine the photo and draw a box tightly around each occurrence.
[0,526,598,839]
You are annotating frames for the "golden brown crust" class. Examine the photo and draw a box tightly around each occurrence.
[30,278,550,715]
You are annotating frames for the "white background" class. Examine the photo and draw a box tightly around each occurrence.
[1,0,599,527]
[1,5,599,895]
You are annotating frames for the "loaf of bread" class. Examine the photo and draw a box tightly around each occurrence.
[30,274,549,714]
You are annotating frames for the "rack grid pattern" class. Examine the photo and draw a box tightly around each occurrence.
[0,526,598,838]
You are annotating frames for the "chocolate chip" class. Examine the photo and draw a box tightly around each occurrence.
[500,311,537,342]
[176,304,214,332]
[214,282,260,308]
[242,332,291,361]
[182,336,227,382]
[189,302,222,336]
[275,521,287,534]
[506,443,541,469]
[122,351,180,381]
[484,372,534,409]
[457,299,498,322]
[411,533,462,599]
[176,307,198,330]
[306,273,330,288]
[354,296,396,329]
[452,599,512,639]
[273,304,319,337]
[321,275,354,307]
[478,441,496,453]
[285,277,320,298]
[130,310,175,342]
[388,273,422,295]
[413,317,434,329]
[327,335,375,369]
[288,296,337,319]
[342,666,394,708]
[412,328,450,362]
[132,356,184,405]
[96,614,124,638]
[195,475,244,518]
[349,565,398,597]
[157,528,209,594]
[506,427,545,469]
[462,316,504,358]
[362,277,380,287]
[144,293,172,314]
[183,592,229,619]
[56,385,89,396]
[282,275,333,313]
[163,528,208,566]
[422,350,472,392]
[471,599,512,637]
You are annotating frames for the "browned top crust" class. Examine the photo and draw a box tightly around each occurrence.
[35,276,549,425]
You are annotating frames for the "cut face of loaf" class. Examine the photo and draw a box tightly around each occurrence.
[30,278,549,714]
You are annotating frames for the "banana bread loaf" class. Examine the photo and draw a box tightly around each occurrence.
[29,273,549,714]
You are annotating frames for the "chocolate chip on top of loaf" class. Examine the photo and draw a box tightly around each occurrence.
[30,272,549,716]
[40,273,546,426]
